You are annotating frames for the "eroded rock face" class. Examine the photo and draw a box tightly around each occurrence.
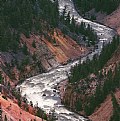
[0,96,43,121]
[21,29,87,71]
[18,0,116,121]
[89,90,120,121]
[21,34,59,71]
[0,51,43,86]
[0,27,87,87]
[0,0,115,86]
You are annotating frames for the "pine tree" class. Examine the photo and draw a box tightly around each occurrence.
[32,40,36,48]
[110,93,120,121]
[75,99,82,111]
[4,115,7,121]
[65,11,71,26]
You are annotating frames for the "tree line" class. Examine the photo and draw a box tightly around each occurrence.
[74,0,120,15]
[84,65,120,115]
[60,7,97,46]
[67,36,120,115]
[69,36,120,83]
[0,0,59,52]
[0,0,99,52]
[70,57,120,116]
[110,93,120,121]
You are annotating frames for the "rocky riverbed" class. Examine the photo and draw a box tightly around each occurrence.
[18,0,116,121]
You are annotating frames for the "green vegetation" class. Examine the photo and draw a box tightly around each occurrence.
[0,74,3,84]
[84,66,120,115]
[68,36,120,115]
[72,59,120,116]
[4,115,7,121]
[60,7,97,46]
[32,40,36,48]
[74,0,120,15]
[69,36,120,83]
[36,107,47,120]
[75,100,83,111]
[0,0,100,52]
[110,93,120,121]
[17,57,30,71]
[0,0,59,52]
[22,44,28,55]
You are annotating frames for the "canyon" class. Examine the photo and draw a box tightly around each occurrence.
[18,0,116,121]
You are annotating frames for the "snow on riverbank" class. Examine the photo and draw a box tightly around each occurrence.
[18,0,116,121]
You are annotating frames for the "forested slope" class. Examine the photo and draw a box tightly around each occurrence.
[0,0,59,51]
[62,36,120,121]
[0,0,89,120]
[0,0,120,120]
[62,1,120,121]
[74,0,120,14]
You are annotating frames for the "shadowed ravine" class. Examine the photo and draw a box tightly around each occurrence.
[18,0,116,121]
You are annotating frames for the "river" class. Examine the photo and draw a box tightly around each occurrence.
[17,0,115,121]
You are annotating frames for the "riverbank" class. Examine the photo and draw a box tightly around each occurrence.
[18,0,116,121]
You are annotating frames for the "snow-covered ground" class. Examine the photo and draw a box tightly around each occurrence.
[18,0,116,121]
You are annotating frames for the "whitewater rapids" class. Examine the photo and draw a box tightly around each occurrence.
[18,0,115,121]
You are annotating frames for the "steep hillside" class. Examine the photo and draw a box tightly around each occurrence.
[0,0,120,121]
[0,29,87,88]
[59,1,120,121]
[21,29,87,69]
[0,0,88,85]
[89,89,120,121]
[61,37,120,120]
[0,0,89,120]
[0,95,43,121]
[88,44,120,121]
[102,5,120,35]
[73,0,120,20]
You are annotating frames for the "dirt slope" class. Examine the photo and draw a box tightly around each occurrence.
[88,45,120,121]
[0,95,44,121]
[89,89,120,121]
[0,28,87,120]
[44,29,87,64]
[21,29,87,68]
[102,5,120,35]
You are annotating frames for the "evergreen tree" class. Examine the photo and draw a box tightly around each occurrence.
[32,40,36,48]
[0,0,59,52]
[22,44,28,55]
[0,74,3,84]
[74,0,120,15]
[110,93,120,121]
[75,99,82,111]
[4,115,7,121]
